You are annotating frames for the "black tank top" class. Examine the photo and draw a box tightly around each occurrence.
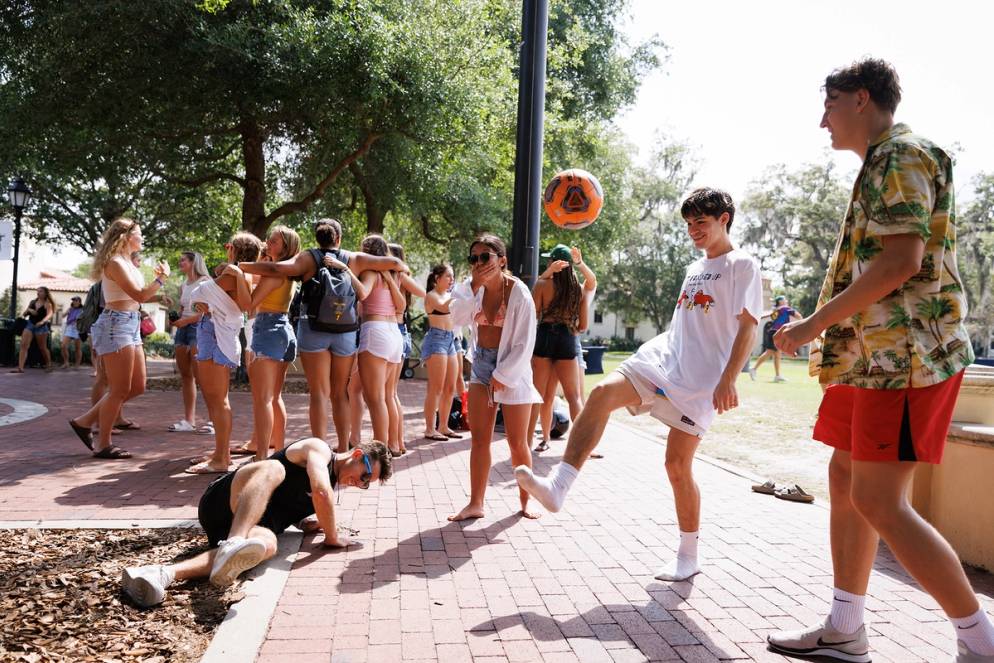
[264,440,338,530]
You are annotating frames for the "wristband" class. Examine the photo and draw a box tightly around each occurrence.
[155,277,165,287]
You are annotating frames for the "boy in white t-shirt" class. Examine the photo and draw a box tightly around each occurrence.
[516,187,763,581]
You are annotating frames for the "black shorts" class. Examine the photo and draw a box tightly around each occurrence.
[761,321,777,352]
[533,322,577,361]
[197,471,292,547]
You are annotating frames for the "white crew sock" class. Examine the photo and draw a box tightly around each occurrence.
[655,531,700,581]
[951,608,994,656]
[829,587,866,634]
[514,462,578,513]
[160,565,175,587]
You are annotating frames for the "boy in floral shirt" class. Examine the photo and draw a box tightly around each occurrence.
[768,58,989,663]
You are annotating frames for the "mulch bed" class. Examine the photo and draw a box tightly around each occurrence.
[0,528,243,663]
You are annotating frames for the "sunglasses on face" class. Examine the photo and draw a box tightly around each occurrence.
[358,453,373,489]
[467,251,498,265]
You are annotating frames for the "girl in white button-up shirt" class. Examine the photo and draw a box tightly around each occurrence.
[447,234,543,521]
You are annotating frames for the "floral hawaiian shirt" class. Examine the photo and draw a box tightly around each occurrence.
[809,123,974,389]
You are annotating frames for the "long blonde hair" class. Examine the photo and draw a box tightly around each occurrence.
[91,218,138,280]
[268,225,301,262]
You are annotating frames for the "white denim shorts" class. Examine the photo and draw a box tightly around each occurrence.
[358,321,403,364]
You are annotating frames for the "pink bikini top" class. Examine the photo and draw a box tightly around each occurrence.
[475,279,509,328]
[363,275,396,316]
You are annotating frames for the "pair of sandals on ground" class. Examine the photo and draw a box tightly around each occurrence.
[752,479,815,503]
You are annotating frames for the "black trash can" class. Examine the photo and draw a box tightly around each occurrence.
[583,345,607,375]
[0,318,15,366]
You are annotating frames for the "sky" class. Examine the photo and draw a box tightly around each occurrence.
[616,0,994,205]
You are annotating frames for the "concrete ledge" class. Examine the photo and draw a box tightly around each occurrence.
[200,531,303,663]
[0,519,199,529]
[948,422,994,449]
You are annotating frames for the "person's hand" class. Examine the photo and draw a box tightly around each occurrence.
[491,376,507,392]
[221,263,243,278]
[154,260,170,279]
[471,259,500,290]
[712,374,738,414]
[322,255,347,271]
[297,515,321,534]
[774,317,820,356]
[320,533,350,549]
[548,260,569,274]
[161,295,175,308]
[570,247,583,265]
[193,302,210,315]
[382,271,397,286]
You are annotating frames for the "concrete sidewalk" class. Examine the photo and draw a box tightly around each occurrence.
[2,363,992,662]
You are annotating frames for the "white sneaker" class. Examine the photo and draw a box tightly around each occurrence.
[748,367,757,381]
[168,420,196,432]
[767,617,870,662]
[209,536,267,587]
[774,375,788,383]
[957,640,994,662]
[121,565,173,607]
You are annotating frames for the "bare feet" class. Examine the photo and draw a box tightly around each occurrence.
[520,509,542,520]
[447,504,485,522]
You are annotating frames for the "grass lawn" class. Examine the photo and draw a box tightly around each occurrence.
[583,353,833,500]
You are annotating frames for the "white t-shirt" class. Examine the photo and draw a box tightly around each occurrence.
[179,277,211,317]
[625,248,763,431]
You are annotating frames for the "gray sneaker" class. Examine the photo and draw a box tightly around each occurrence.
[767,617,871,662]
[957,640,994,662]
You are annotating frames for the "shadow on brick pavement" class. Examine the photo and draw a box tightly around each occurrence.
[3,361,993,662]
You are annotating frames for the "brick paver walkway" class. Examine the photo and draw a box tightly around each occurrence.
[2,362,992,662]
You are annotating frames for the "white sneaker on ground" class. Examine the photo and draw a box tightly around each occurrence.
[121,565,173,607]
[748,366,757,381]
[774,375,788,383]
[957,640,994,662]
[767,617,870,662]
[209,536,267,587]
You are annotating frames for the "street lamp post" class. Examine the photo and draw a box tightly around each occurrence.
[7,177,31,322]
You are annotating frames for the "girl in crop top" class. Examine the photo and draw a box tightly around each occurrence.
[422,263,463,442]
[239,225,303,463]
[355,234,406,453]
[69,218,171,460]
[447,234,542,523]
[386,242,425,454]
[185,232,260,475]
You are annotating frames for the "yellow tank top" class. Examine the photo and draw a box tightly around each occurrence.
[258,278,295,312]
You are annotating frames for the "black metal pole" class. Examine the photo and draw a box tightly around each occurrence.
[510,0,548,287]
[8,209,21,321]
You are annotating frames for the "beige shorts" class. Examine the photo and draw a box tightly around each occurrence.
[615,364,706,438]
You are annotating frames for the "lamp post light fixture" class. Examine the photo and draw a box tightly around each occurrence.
[7,177,32,322]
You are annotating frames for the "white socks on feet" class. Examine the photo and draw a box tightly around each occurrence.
[655,531,700,581]
[514,462,578,513]
[829,587,866,634]
[951,608,994,656]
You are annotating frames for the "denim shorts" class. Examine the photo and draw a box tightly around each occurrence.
[196,316,238,368]
[173,322,199,347]
[251,313,297,363]
[91,310,141,356]
[422,327,456,358]
[470,347,498,386]
[576,335,587,370]
[26,320,51,335]
[398,323,412,360]
[296,318,358,357]
[63,322,81,340]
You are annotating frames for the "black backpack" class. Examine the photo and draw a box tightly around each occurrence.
[76,281,104,337]
[301,248,359,333]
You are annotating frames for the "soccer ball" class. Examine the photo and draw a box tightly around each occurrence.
[543,169,604,230]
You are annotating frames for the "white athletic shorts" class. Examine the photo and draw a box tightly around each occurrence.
[359,321,403,364]
[615,362,706,438]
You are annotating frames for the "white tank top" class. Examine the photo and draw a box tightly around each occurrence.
[101,258,145,304]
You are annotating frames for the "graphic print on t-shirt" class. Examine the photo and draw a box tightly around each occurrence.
[676,271,721,313]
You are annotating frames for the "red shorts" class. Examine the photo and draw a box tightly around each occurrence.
[812,371,964,464]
